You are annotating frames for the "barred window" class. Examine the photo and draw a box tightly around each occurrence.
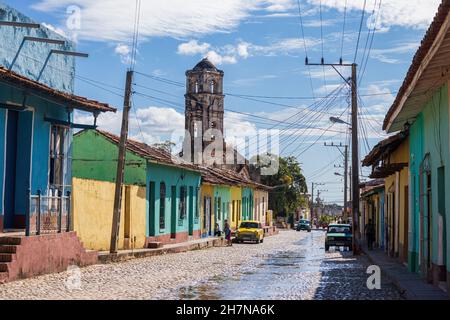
[49,125,68,188]
[160,182,166,230]
[179,186,187,219]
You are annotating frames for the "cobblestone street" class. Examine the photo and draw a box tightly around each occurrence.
[0,230,403,300]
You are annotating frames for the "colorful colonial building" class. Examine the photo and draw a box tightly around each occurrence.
[0,4,113,282]
[72,130,202,250]
[361,0,450,295]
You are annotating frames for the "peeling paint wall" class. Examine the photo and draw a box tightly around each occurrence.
[0,4,77,229]
[0,3,75,93]
[72,177,147,251]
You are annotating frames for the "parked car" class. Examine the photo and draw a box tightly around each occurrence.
[325,224,352,251]
[235,221,264,244]
[296,219,312,232]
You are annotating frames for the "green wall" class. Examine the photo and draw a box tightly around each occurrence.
[73,130,147,186]
[409,83,450,274]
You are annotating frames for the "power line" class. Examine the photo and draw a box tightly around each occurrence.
[340,0,348,60]
[359,0,383,85]
[354,0,368,63]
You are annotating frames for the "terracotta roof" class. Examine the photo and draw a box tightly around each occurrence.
[360,179,385,197]
[93,130,199,172]
[83,129,271,189]
[369,163,408,179]
[362,131,408,167]
[383,0,450,130]
[0,66,116,113]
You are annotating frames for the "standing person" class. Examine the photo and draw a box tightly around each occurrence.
[365,219,375,250]
[224,220,232,247]
[214,223,221,237]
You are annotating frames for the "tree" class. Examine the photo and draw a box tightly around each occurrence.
[261,155,308,218]
[152,140,176,153]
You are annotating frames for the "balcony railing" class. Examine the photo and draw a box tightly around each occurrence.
[26,189,72,236]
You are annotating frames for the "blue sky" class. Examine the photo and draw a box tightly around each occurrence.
[4,0,442,205]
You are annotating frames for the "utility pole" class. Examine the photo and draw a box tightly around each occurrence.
[310,182,314,226]
[306,59,360,255]
[350,64,360,255]
[110,70,134,254]
[325,142,349,222]
[316,189,328,225]
[310,182,324,227]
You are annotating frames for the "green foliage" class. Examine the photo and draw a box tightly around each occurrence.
[261,155,308,217]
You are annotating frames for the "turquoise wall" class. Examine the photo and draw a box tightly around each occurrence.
[242,187,254,221]
[146,162,201,237]
[409,83,450,273]
[409,113,424,272]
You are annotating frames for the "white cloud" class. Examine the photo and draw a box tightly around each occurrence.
[177,37,320,65]
[114,44,132,65]
[177,40,211,56]
[308,0,441,31]
[42,22,68,38]
[74,106,185,145]
[370,42,419,64]
[32,0,299,43]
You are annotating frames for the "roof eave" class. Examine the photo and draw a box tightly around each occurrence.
[383,2,450,132]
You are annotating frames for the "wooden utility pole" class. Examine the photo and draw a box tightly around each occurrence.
[343,145,349,222]
[324,142,349,222]
[310,182,315,226]
[306,60,360,255]
[110,70,134,254]
[350,63,360,255]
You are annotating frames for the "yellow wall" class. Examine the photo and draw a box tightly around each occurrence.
[384,137,409,257]
[200,184,214,235]
[72,177,147,251]
[230,186,242,230]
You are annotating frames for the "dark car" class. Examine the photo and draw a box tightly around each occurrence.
[296,219,312,232]
[325,224,352,251]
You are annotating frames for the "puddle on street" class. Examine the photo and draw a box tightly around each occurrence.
[177,231,333,300]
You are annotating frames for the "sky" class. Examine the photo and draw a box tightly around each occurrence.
[3,0,442,205]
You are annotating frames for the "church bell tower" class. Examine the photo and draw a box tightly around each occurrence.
[185,58,225,164]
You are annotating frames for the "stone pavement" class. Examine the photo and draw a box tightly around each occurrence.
[362,245,449,300]
[98,236,226,263]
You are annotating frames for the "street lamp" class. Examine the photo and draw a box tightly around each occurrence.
[330,117,351,127]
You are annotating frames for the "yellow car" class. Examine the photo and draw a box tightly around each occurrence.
[235,221,264,244]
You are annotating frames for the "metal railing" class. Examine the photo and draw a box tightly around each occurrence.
[26,189,72,236]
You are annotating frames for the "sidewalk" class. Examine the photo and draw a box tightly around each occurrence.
[362,244,449,300]
[98,237,226,263]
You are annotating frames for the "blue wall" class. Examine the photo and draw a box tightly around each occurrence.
[0,4,75,222]
[0,3,75,93]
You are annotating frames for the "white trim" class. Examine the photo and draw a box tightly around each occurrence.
[386,11,450,132]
